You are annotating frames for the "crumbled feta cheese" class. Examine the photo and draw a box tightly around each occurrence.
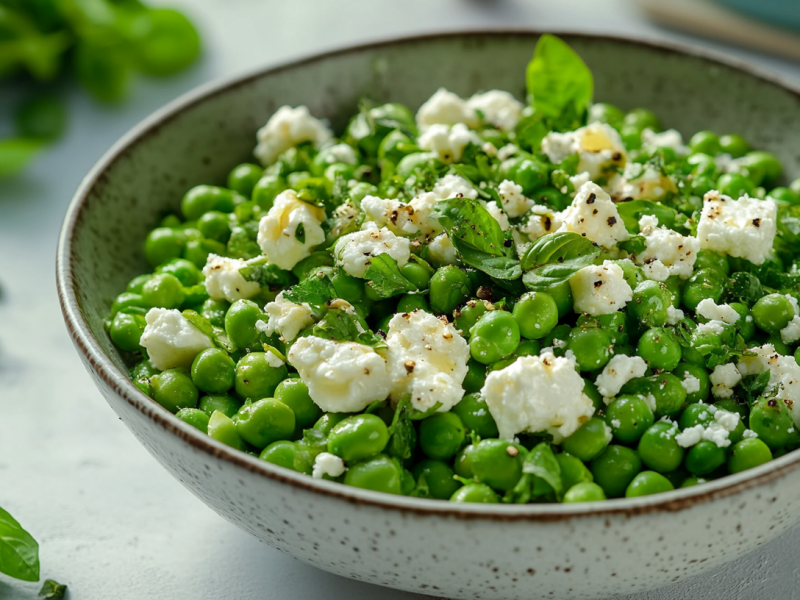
[288,336,391,413]
[518,205,562,241]
[264,350,285,368]
[610,419,622,428]
[637,215,700,279]
[498,180,534,218]
[333,222,411,277]
[485,200,510,231]
[427,233,459,267]
[322,143,357,165]
[666,305,685,325]
[481,350,595,441]
[569,260,633,316]
[642,259,670,282]
[594,354,648,398]
[781,316,800,345]
[466,90,524,130]
[417,123,480,163]
[616,165,677,201]
[416,88,478,130]
[675,409,739,448]
[542,122,627,179]
[140,308,214,371]
[497,144,518,162]
[675,425,704,448]
[202,254,261,303]
[696,298,741,325]
[710,363,742,398]
[329,200,359,238]
[482,142,498,157]
[262,291,315,342]
[386,310,470,413]
[559,182,630,249]
[257,190,326,270]
[361,193,442,241]
[742,429,758,439]
[254,105,332,166]
[643,394,657,413]
[641,128,689,154]
[696,191,778,265]
[569,171,592,190]
[432,174,478,200]
[312,452,346,479]
[696,320,726,337]
[681,372,701,395]
[737,344,800,428]
[786,295,800,316]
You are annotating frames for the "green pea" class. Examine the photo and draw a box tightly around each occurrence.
[604,395,655,444]
[198,394,242,418]
[567,327,612,372]
[621,374,687,418]
[728,438,773,473]
[719,134,749,158]
[331,270,366,305]
[685,440,727,476]
[452,393,499,438]
[592,312,629,346]
[450,482,499,503]
[176,407,210,433]
[688,153,718,177]
[588,103,625,128]
[234,352,288,400]
[470,439,526,492]
[151,368,199,413]
[544,280,573,318]
[110,312,146,352]
[689,131,721,155]
[328,414,389,462]
[200,298,230,328]
[625,471,674,498]
[144,227,184,268]
[624,108,661,132]
[513,291,559,340]
[752,294,796,335]
[379,129,418,163]
[768,186,800,205]
[397,152,441,180]
[157,259,201,287]
[628,280,672,327]
[182,185,235,220]
[252,174,287,209]
[454,300,489,335]
[583,379,604,412]
[749,397,800,450]
[555,453,593,490]
[233,398,295,449]
[462,359,487,394]
[681,268,725,311]
[740,151,782,187]
[419,412,466,460]
[197,211,232,243]
[717,172,756,198]
[637,421,685,472]
[207,410,245,450]
[512,158,549,195]
[672,362,710,404]
[259,440,314,474]
[590,445,642,498]
[313,412,349,436]
[621,125,642,150]
[141,273,185,309]
[191,348,235,394]
[274,379,321,429]
[227,163,264,197]
[400,261,432,290]
[412,459,461,500]
[396,293,430,313]
[694,249,730,276]
[637,327,682,371]
[790,177,800,196]
[563,481,607,502]
[344,455,403,495]
[429,266,471,315]
[225,299,263,349]
[470,310,521,364]
[127,274,154,294]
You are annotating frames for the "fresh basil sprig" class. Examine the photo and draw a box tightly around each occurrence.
[520,231,600,289]
[0,505,39,582]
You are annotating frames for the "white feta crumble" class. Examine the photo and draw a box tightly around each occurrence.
[202,254,261,303]
[264,350,285,368]
[666,305,685,325]
[696,320,727,337]
[643,394,658,413]
[386,310,470,413]
[417,123,480,163]
[312,452,346,479]
[742,429,759,439]
[675,409,740,448]
[710,363,742,399]
[787,294,800,316]
[482,351,595,441]
[321,142,357,165]
[737,344,800,429]
[569,260,633,316]
[497,143,518,161]
[257,190,326,270]
[431,174,478,200]
[681,372,701,395]
[696,191,778,265]
[466,90,524,130]
[416,88,478,130]
[695,298,741,325]
[262,291,315,342]
[288,336,391,413]
[615,164,677,201]
[642,259,670,282]
[254,105,332,166]
[427,233,459,267]
[361,193,442,241]
[781,316,800,345]
[594,354,648,398]
[610,419,622,429]
[485,200,510,231]
[518,205,562,241]
[541,122,627,179]
[140,308,214,371]
[637,215,700,280]
[333,222,411,277]
[640,128,689,154]
[498,179,534,218]
[559,182,629,249]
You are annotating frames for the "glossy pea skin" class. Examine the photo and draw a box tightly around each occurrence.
[749,397,799,450]
[567,327,612,372]
[694,249,730,277]
[259,440,314,475]
[201,298,230,328]
[454,444,477,478]
[685,441,727,476]
[274,379,321,429]
[469,310,521,364]
[605,395,655,444]
[590,445,642,499]
[562,418,611,462]
[225,299,263,349]
[470,439,526,492]
[228,163,264,197]
[545,280,574,318]
[637,327,682,371]
[400,261,432,290]
[450,483,499,503]
[719,134,749,158]
[198,394,242,418]
[429,266,471,315]
[452,393,499,438]
[637,421,685,473]
[252,174,287,209]
[741,151,782,187]
[191,348,235,394]
[151,368,199,413]
[588,103,625,128]
[127,274,154,294]
[412,459,461,500]
[144,227,184,268]
[396,293,430,313]
[313,412,349,436]
[176,407,210,433]
[682,269,726,312]
[141,273,185,309]
[462,359,487,394]
[181,185,235,220]
[207,410,246,450]
[625,471,674,498]
[555,453,593,490]
[234,352,288,400]
[624,108,661,132]
[233,398,296,449]
[583,379,605,412]
[728,438,773,474]
[621,374,687,418]
[752,294,796,335]
[770,186,800,205]
[344,455,403,495]
[672,362,710,404]
[454,300,489,335]
[689,131,721,155]
[563,481,607,503]
[628,280,672,327]
[716,173,755,198]
[110,312,146,352]
[157,258,202,287]
[419,412,466,460]
[197,211,232,243]
[327,414,389,462]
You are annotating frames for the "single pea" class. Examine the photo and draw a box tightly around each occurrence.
[567,327,612,372]
[450,482,499,503]
[331,270,366,305]
[131,359,159,381]
[678,403,715,430]
[672,362,710,404]
[328,414,389,462]
[452,393,499,438]
[191,348,235,394]
[621,124,642,150]
[454,300,490,335]
[397,152,438,180]
[624,108,661,132]
[198,394,242,418]
[462,359,487,394]
[637,421,685,473]
[583,379,604,412]
[454,444,477,479]
[681,268,726,311]
[512,158,550,195]
[590,445,642,498]
[200,298,230,328]
[555,453,593,490]
[412,459,462,500]
[344,455,403,495]
[592,312,629,346]
[689,130,721,155]
[685,440,727,476]
[728,438,773,474]
[605,395,655,444]
[749,397,800,450]
[628,280,672,327]
[197,211,232,243]
[110,312,146,352]
[690,174,715,197]
[274,379,321,429]
[767,335,792,356]
[768,186,800,205]
[544,280,574,318]
[752,294,796,335]
[688,153,718,177]
[716,173,755,198]
[469,310,521,364]
[625,471,674,498]
[719,134,749,158]
[157,258,201,287]
[182,185,235,220]
[694,249,730,276]
[252,174,287,209]
[396,293,430,313]
[141,273,185,309]
[379,129,417,163]
[233,398,296,449]
[513,291,559,340]
[621,373,687,418]
[176,407,210,433]
[637,327,682,371]
[225,299,263,349]
[588,102,625,128]
[563,481,607,503]
[228,163,264,197]
[741,151,782,187]
[429,266,471,315]
[151,368,199,413]
[400,261,432,290]
[144,227,184,268]
[207,410,246,450]
[234,352,288,400]
[419,412,466,460]
[470,439,526,492]
[259,440,314,475]
[126,274,153,294]
[313,412,349,436]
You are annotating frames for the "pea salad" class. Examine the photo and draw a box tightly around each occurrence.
[107,35,800,504]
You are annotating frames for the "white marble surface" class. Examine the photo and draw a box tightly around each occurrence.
[1,1,800,598]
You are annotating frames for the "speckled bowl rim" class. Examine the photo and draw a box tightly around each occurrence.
[57,29,800,522]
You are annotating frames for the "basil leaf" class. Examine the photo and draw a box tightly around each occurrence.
[520,231,600,289]
[312,307,387,353]
[239,256,298,290]
[739,371,771,408]
[432,197,522,280]
[0,505,39,582]
[527,34,593,123]
[514,111,549,153]
[617,235,647,257]
[294,222,306,243]
[363,254,417,298]
[522,442,564,501]
[0,138,45,178]
[182,310,235,352]
[725,272,764,305]
[615,200,678,233]
[283,271,336,307]
[39,579,68,599]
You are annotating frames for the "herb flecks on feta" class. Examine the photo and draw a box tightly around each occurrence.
[570,260,632,316]
[559,182,629,249]
[333,222,411,277]
[202,254,261,303]
[257,190,326,270]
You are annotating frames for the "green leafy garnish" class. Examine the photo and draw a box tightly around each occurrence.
[38,579,67,599]
[312,306,387,352]
[520,231,600,289]
[523,442,564,499]
[615,200,678,233]
[363,254,417,298]
[294,222,306,243]
[182,310,236,352]
[617,235,647,257]
[725,272,764,305]
[0,505,39,582]
[283,272,337,307]
[239,256,298,290]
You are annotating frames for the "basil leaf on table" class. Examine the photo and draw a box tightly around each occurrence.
[520,231,600,289]
[363,254,417,298]
[0,505,40,582]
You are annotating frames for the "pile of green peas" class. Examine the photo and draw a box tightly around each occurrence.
[106,89,800,503]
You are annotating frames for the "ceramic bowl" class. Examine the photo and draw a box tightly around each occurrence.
[717,0,800,30]
[57,32,800,600]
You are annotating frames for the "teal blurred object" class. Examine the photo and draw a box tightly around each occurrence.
[718,0,800,30]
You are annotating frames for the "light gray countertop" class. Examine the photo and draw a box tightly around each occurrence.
[1,1,799,598]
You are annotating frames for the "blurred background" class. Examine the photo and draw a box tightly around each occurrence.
[1,1,800,599]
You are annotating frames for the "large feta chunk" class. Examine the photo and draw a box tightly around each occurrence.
[569,260,633,316]
[427,233,459,267]
[261,291,315,342]
[333,222,411,277]
[416,88,478,130]
[202,254,261,303]
[361,193,442,241]
[386,310,470,413]
[696,191,777,265]
[417,123,480,163]
[257,190,326,270]
[466,90,523,131]
[140,308,214,371]
[498,179,534,218]
[559,182,629,249]
[518,205,562,241]
[481,350,595,441]
[710,363,742,398]
[637,215,700,279]
[696,298,741,325]
[595,354,648,398]
[254,105,332,166]
[542,122,627,179]
[288,336,391,413]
